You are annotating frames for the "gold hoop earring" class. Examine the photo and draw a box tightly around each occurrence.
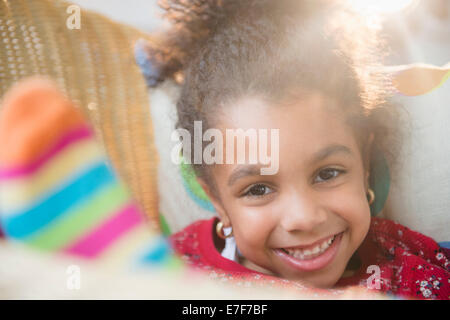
[367,188,375,205]
[216,221,233,239]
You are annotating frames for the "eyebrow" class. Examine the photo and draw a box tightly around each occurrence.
[226,144,353,187]
[311,144,353,163]
[228,165,262,187]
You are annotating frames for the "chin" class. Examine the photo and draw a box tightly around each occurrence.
[295,272,342,289]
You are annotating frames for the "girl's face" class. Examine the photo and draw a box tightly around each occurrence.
[202,92,372,288]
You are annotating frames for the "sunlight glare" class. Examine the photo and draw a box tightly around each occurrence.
[348,0,416,15]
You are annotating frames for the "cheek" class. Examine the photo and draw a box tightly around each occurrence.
[228,205,275,251]
[321,173,370,219]
[330,183,371,240]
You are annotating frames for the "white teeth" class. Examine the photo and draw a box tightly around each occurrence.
[284,234,338,260]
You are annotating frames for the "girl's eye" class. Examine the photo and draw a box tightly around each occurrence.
[243,184,273,197]
[314,168,344,183]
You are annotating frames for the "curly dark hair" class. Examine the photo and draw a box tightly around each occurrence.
[151,0,402,193]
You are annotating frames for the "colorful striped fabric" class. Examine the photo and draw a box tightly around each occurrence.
[0,78,181,270]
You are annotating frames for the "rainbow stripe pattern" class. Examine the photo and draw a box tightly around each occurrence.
[0,78,180,269]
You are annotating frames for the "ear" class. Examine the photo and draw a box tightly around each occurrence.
[196,177,231,228]
[364,133,375,189]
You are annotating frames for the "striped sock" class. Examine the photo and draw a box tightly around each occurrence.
[0,78,181,270]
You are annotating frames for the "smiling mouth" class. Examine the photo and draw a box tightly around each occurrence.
[278,232,342,261]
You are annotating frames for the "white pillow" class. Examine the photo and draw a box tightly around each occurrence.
[381,64,450,245]
[149,81,216,234]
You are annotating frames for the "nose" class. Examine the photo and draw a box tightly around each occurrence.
[279,188,327,233]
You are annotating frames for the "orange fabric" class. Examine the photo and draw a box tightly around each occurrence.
[0,78,86,167]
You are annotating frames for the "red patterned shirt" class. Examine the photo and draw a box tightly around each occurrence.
[169,217,450,300]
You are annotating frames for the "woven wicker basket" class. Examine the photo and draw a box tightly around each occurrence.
[0,0,160,229]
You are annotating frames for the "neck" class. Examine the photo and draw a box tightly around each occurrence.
[341,252,362,278]
[238,256,276,276]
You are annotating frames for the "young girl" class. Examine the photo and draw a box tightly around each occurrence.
[148,0,450,299]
